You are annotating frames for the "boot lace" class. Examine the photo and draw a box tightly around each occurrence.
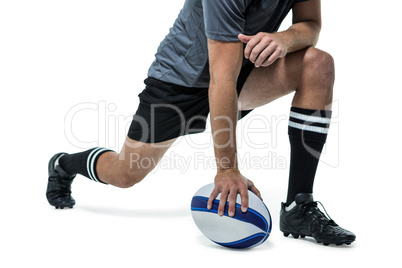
[298,201,338,226]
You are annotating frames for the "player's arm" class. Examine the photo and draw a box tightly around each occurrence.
[206,38,261,217]
[238,0,321,67]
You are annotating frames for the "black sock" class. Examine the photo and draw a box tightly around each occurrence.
[59,148,113,184]
[285,107,332,206]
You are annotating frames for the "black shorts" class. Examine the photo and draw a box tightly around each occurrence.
[128,61,255,143]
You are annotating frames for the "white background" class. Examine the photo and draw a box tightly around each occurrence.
[1,0,400,267]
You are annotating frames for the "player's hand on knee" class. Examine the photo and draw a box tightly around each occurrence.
[238,32,288,67]
[207,169,262,218]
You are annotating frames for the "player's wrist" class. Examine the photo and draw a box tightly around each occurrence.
[216,166,239,174]
[214,152,239,173]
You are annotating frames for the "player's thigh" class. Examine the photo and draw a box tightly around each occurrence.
[238,48,306,110]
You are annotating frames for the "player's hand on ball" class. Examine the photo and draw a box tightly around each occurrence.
[207,169,262,218]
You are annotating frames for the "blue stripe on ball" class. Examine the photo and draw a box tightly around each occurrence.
[191,196,269,232]
[214,232,267,249]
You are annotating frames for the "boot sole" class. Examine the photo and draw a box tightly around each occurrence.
[283,232,354,246]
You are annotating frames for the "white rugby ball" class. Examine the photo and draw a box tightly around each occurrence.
[191,183,271,249]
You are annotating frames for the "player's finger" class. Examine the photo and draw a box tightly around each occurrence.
[255,43,276,67]
[249,184,263,201]
[218,188,229,217]
[238,33,253,44]
[261,47,282,67]
[244,35,262,59]
[228,188,238,217]
[248,43,268,63]
[207,186,220,210]
[239,187,249,213]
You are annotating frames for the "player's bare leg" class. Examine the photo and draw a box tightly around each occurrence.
[46,137,176,208]
[238,46,333,110]
[96,137,176,188]
[238,46,355,245]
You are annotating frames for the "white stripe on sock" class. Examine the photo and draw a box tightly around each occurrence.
[290,111,331,124]
[288,121,329,134]
[86,148,102,181]
[89,148,108,183]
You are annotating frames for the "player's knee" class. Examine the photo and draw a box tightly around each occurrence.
[304,47,335,81]
[303,47,334,102]
[117,167,146,189]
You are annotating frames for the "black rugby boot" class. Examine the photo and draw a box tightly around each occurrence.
[280,193,356,246]
[46,153,76,209]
